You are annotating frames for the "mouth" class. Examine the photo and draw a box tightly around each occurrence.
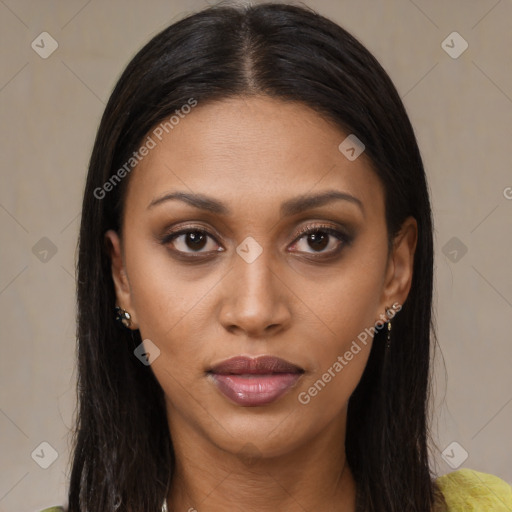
[206,355,305,407]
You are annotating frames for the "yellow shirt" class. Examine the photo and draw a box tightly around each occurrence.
[40,469,512,512]
[436,468,512,511]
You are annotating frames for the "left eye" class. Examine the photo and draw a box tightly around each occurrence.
[290,228,346,254]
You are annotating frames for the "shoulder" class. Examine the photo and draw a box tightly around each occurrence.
[435,468,512,511]
[39,507,65,512]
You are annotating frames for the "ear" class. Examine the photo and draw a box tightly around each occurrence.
[104,229,138,329]
[377,216,418,317]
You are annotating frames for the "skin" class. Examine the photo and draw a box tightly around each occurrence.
[105,95,417,512]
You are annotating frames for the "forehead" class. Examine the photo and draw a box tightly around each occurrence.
[124,95,384,218]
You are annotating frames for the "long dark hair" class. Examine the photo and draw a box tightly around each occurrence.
[70,3,444,511]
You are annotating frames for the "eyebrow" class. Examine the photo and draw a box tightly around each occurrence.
[147,190,364,217]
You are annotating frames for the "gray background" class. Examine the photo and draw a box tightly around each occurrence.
[1,0,511,510]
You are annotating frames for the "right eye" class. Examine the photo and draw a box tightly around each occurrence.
[161,228,224,255]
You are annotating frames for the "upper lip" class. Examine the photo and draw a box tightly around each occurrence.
[208,355,304,375]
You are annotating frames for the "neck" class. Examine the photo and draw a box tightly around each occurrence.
[166,408,357,512]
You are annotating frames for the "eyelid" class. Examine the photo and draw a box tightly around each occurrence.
[293,222,344,239]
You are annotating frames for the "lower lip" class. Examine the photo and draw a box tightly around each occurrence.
[208,373,302,406]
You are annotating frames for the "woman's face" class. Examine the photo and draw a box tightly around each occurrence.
[106,96,416,461]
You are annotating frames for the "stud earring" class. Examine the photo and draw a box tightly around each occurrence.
[114,306,132,328]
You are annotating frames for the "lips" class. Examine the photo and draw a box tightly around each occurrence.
[208,355,304,375]
[207,355,304,407]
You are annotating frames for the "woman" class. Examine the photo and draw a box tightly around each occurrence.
[43,2,512,511]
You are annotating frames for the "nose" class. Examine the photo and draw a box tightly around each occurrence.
[218,251,292,338]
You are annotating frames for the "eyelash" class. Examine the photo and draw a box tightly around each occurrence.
[160,223,351,260]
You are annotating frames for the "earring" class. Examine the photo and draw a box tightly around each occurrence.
[385,306,394,350]
[114,306,132,328]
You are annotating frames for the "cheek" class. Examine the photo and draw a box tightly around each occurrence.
[124,237,215,352]
[297,345,371,419]
[292,246,386,410]
[293,279,377,423]
[293,246,386,350]
[296,294,375,414]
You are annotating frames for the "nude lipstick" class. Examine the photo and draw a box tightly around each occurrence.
[207,355,304,407]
